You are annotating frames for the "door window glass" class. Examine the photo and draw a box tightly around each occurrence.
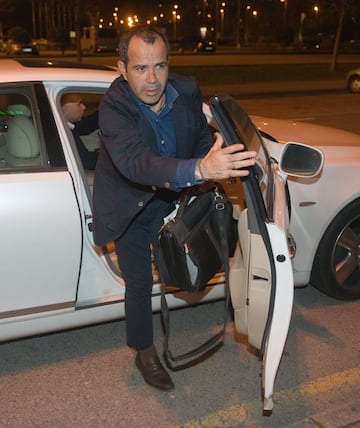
[59,90,103,190]
[210,95,275,221]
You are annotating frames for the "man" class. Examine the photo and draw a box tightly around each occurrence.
[93,25,256,391]
[61,93,99,170]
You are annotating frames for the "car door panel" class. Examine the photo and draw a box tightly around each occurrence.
[0,173,82,317]
[262,222,294,411]
[229,208,249,335]
[210,95,293,413]
[247,231,272,350]
[230,208,272,349]
[0,84,82,320]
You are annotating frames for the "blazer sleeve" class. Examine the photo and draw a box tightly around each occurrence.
[74,110,99,136]
[72,131,98,170]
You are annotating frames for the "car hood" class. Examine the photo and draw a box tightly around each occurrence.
[252,115,360,147]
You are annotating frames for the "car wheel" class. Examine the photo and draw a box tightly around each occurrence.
[348,75,360,93]
[310,198,360,300]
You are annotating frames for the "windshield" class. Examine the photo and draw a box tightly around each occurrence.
[209,94,274,221]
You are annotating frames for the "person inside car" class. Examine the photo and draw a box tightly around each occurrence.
[61,93,99,170]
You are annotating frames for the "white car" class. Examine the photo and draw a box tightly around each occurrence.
[204,102,360,303]
[0,58,356,412]
[252,116,360,301]
[347,67,360,93]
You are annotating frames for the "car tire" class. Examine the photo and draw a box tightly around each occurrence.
[310,198,360,300]
[348,75,360,93]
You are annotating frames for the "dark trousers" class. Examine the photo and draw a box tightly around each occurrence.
[114,197,172,350]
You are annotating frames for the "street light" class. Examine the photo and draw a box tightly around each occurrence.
[220,3,225,40]
[220,9,224,39]
[172,11,177,39]
[113,12,118,28]
[280,0,288,27]
[172,4,179,40]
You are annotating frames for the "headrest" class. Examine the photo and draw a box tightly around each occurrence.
[6,105,39,158]
[8,104,32,117]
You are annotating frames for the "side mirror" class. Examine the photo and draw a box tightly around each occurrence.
[279,142,324,178]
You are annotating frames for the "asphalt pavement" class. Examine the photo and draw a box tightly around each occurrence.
[200,78,347,98]
[0,286,359,428]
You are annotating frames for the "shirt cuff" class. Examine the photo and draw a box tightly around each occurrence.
[175,158,204,190]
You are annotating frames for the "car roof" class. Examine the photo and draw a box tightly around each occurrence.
[0,59,119,84]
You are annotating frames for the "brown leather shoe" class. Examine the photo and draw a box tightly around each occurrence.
[135,345,174,391]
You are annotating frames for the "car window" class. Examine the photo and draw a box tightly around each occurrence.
[0,88,48,172]
[210,95,275,222]
[58,90,103,191]
[0,84,71,172]
[75,92,102,152]
[225,100,275,221]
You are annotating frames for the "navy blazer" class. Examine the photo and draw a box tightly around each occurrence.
[92,73,213,247]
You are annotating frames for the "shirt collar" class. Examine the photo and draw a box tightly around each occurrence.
[133,83,179,114]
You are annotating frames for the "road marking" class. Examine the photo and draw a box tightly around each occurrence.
[178,366,360,428]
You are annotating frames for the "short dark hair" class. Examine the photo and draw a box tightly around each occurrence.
[119,24,170,68]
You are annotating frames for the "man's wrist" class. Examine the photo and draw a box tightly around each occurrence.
[195,159,206,181]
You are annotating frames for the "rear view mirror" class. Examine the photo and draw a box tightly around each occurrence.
[279,142,324,178]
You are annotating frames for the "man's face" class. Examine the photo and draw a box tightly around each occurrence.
[62,100,86,123]
[118,35,169,112]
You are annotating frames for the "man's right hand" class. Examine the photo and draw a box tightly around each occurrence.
[195,132,257,181]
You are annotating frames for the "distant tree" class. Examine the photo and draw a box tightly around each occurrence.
[0,0,17,36]
[318,0,359,71]
[73,0,101,62]
[31,0,100,59]
[330,0,346,72]
[8,26,31,43]
[0,0,13,15]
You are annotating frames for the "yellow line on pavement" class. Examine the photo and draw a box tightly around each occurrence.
[178,366,360,428]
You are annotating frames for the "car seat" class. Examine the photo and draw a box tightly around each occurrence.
[5,104,41,167]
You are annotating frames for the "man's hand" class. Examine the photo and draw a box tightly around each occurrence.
[195,132,257,181]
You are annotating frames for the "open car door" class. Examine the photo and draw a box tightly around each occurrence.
[210,95,295,414]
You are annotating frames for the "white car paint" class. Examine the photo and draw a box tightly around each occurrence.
[204,101,360,291]
[0,172,81,313]
[262,222,294,411]
[0,59,357,319]
[252,118,360,287]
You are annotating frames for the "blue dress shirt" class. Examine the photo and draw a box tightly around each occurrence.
[136,83,203,190]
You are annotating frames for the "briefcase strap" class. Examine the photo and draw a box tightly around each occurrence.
[161,193,231,369]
